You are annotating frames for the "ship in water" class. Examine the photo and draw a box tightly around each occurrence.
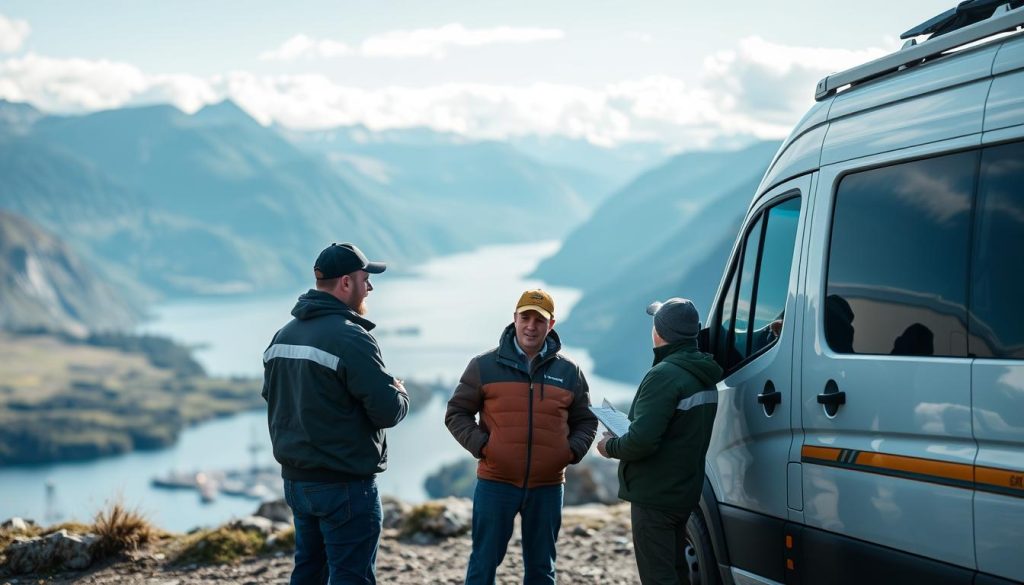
[151,423,281,504]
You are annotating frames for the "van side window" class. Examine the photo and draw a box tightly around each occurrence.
[970,142,1024,359]
[713,196,802,370]
[825,153,975,357]
[749,198,801,356]
[731,216,763,366]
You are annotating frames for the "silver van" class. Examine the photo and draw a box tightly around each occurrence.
[691,2,1024,584]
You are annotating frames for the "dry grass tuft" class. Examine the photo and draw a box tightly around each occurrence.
[91,501,157,559]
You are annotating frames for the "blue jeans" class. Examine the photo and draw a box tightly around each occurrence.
[465,478,564,585]
[284,478,382,585]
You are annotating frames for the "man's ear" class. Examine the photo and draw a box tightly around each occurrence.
[549,318,556,329]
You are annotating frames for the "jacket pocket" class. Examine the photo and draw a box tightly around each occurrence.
[621,462,634,490]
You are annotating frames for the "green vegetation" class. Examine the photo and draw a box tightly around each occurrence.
[175,527,266,565]
[0,332,263,465]
[424,458,477,499]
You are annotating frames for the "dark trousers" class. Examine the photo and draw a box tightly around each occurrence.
[284,478,382,585]
[631,503,692,585]
[465,478,564,585]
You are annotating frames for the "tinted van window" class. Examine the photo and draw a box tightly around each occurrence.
[712,196,801,370]
[826,153,975,357]
[749,198,800,356]
[971,142,1024,359]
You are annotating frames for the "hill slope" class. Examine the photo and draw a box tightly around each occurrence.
[0,211,139,335]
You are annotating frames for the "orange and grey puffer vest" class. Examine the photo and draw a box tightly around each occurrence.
[445,325,598,488]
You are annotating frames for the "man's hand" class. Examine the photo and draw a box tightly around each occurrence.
[596,431,614,458]
[394,377,407,395]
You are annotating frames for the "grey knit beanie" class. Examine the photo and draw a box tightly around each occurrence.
[647,298,701,342]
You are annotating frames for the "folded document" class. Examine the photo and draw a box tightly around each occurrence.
[589,398,631,437]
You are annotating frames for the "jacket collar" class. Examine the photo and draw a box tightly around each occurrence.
[291,289,377,331]
[652,337,698,366]
[497,323,561,373]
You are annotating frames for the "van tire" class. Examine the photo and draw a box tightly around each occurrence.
[685,508,721,585]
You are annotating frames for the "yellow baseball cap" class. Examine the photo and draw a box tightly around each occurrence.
[515,289,555,320]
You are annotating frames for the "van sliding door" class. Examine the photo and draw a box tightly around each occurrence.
[800,152,977,583]
[969,140,1024,582]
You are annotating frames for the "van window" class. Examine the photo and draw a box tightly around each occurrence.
[732,217,762,365]
[749,198,801,356]
[713,196,802,370]
[970,142,1024,359]
[825,153,975,357]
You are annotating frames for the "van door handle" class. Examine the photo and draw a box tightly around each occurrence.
[817,380,846,416]
[757,380,781,415]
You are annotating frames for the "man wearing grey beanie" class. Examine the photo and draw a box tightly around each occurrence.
[596,298,723,585]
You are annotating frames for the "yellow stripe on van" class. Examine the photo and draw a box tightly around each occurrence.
[854,452,974,483]
[976,466,1024,496]
[801,445,842,462]
[801,445,1022,498]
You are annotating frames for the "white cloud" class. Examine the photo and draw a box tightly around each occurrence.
[0,13,31,53]
[0,35,899,148]
[701,36,895,137]
[0,53,149,111]
[259,34,353,61]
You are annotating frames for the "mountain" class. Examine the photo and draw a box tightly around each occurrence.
[284,126,600,243]
[547,141,781,382]
[533,141,781,292]
[0,211,139,336]
[0,99,43,135]
[506,134,672,198]
[560,178,759,382]
[1,101,461,296]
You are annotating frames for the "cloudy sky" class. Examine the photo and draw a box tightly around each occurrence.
[0,0,951,147]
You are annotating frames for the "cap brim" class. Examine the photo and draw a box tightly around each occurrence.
[364,261,386,274]
[646,301,663,316]
[516,305,552,320]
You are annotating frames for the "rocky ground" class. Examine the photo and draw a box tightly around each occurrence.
[1,503,642,585]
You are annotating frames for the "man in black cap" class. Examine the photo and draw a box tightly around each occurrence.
[263,242,409,585]
[597,298,723,585]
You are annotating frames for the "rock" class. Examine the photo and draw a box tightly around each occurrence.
[382,495,411,529]
[565,457,619,505]
[401,498,472,539]
[254,499,292,524]
[1,517,32,532]
[227,516,275,536]
[4,529,97,573]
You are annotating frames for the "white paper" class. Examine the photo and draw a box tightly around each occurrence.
[589,398,631,437]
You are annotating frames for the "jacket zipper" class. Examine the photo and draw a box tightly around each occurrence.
[522,376,535,490]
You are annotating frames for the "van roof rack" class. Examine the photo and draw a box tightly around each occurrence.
[815,1,1024,101]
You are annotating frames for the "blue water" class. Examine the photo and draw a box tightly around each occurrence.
[0,241,636,532]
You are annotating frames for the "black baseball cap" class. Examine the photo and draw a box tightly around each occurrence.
[314,243,386,279]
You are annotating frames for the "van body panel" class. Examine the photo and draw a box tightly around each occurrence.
[700,9,1024,583]
[706,175,810,523]
[992,32,1024,75]
[797,158,976,569]
[758,100,831,195]
[983,69,1024,132]
[757,124,827,199]
[827,44,1000,120]
[972,363,1024,581]
[821,80,990,166]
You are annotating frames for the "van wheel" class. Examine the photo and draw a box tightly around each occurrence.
[684,509,721,585]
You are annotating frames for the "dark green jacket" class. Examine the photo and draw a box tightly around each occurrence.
[605,339,722,512]
[262,290,409,482]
